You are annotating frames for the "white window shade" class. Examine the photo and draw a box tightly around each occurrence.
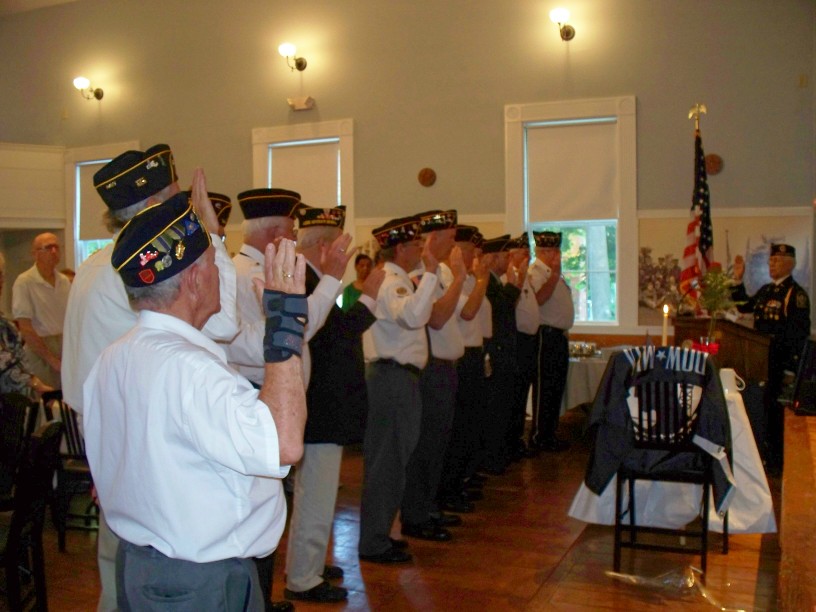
[526,119,619,222]
[270,140,340,206]
[77,160,110,241]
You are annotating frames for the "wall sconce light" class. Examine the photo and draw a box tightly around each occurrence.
[549,8,575,41]
[278,42,307,72]
[73,76,104,100]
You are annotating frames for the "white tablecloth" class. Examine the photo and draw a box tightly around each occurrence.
[561,357,609,415]
[567,374,777,534]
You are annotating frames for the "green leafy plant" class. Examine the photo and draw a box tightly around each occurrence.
[697,268,738,339]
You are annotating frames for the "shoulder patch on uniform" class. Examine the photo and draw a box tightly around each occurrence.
[797,291,809,308]
[396,286,409,296]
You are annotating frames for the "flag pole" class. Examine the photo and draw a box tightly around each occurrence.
[688,103,707,134]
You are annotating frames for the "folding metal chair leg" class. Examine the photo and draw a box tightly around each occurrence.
[613,474,623,572]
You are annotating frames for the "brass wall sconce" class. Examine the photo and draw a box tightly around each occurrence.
[73,76,104,100]
[549,8,575,41]
[278,42,307,72]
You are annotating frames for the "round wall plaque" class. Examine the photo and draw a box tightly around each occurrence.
[418,167,437,187]
[705,153,723,175]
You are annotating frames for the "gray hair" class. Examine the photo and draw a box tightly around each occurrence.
[378,245,396,262]
[242,216,293,240]
[124,251,207,311]
[103,183,178,233]
[297,226,340,251]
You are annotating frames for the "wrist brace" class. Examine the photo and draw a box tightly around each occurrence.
[262,290,308,363]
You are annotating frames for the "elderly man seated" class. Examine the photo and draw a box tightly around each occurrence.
[82,192,308,610]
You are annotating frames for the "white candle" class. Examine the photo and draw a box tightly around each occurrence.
[662,304,669,346]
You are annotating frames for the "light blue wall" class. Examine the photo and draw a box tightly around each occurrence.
[1,0,814,219]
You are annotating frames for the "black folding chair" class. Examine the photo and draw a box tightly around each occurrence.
[612,355,729,577]
[41,390,99,552]
[0,420,63,611]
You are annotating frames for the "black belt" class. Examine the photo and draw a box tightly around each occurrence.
[429,356,458,367]
[539,325,566,334]
[375,359,423,377]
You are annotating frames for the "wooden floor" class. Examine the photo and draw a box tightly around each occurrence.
[43,410,781,611]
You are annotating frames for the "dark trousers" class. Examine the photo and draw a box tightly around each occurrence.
[401,358,458,525]
[483,339,518,468]
[512,332,539,447]
[253,553,275,611]
[116,539,264,611]
[359,361,422,555]
[530,327,568,444]
[440,347,484,497]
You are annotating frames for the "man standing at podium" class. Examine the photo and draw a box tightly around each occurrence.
[731,243,811,472]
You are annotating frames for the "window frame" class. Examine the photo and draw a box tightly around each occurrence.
[505,96,637,333]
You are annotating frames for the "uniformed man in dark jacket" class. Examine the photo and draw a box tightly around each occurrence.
[731,243,811,471]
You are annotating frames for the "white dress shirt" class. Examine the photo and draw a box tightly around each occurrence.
[83,310,288,563]
[411,262,465,362]
[365,261,437,369]
[225,243,340,386]
[61,236,238,413]
[509,272,540,335]
[528,259,575,331]
[458,274,487,347]
[12,265,71,336]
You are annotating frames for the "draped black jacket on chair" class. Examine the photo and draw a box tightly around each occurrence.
[585,345,735,515]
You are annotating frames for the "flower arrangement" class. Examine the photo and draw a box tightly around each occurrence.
[696,267,739,340]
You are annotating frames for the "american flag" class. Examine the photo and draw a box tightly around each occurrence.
[679,130,714,300]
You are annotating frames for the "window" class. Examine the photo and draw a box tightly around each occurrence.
[530,220,617,322]
[252,119,355,242]
[505,97,637,331]
[74,159,112,266]
[65,141,138,268]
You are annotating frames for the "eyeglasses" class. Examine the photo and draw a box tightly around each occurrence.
[36,244,60,252]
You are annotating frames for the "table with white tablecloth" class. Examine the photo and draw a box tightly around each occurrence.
[568,373,776,534]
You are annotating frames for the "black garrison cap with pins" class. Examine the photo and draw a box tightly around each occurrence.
[93,144,177,211]
[372,216,422,248]
[533,230,562,248]
[296,205,346,229]
[208,192,232,227]
[112,191,211,288]
[237,188,302,219]
[417,209,458,233]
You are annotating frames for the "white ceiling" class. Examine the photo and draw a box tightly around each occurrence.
[0,0,81,18]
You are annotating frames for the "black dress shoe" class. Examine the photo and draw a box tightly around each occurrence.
[479,463,506,476]
[321,564,344,580]
[401,521,452,542]
[359,547,412,564]
[439,497,475,513]
[389,537,409,550]
[430,511,462,527]
[469,473,488,484]
[540,438,570,452]
[284,580,348,603]
[270,601,295,612]
[461,488,483,502]
[463,478,484,490]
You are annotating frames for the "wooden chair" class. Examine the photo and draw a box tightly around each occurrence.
[41,391,98,552]
[791,338,816,414]
[0,393,40,512]
[0,420,63,612]
[613,368,729,576]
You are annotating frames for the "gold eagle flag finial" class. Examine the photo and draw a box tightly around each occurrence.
[688,103,707,133]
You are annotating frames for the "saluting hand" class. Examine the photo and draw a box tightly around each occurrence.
[190,168,220,235]
[321,233,356,280]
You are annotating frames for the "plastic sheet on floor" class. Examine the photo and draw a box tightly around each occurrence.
[606,566,750,611]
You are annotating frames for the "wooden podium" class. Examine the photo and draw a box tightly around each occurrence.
[672,317,771,384]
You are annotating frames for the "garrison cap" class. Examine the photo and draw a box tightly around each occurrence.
[93,144,177,211]
[112,191,211,288]
[237,188,302,219]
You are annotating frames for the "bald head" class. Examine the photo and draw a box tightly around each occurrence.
[32,233,60,274]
